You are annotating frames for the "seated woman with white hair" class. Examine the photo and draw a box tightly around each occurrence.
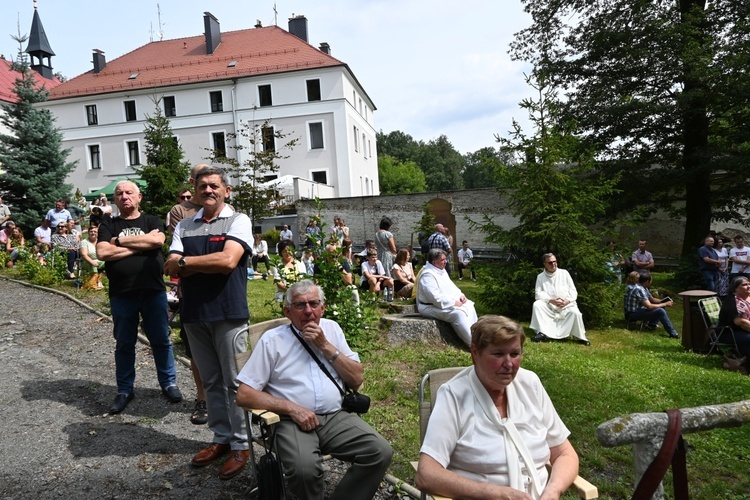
[416,315,579,499]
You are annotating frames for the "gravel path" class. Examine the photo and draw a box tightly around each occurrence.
[0,279,406,499]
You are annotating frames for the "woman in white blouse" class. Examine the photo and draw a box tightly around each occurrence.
[416,315,579,499]
[251,233,271,273]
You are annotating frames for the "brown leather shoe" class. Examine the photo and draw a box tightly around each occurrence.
[219,449,250,480]
[191,443,230,467]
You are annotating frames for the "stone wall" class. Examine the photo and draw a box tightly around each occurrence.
[295,189,518,253]
[293,189,749,258]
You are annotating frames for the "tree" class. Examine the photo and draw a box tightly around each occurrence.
[462,147,506,189]
[377,155,426,194]
[511,0,750,256]
[208,120,298,225]
[0,66,74,233]
[135,99,190,218]
[376,130,421,163]
[474,74,621,326]
[414,135,465,191]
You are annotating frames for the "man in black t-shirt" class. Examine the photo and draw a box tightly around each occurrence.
[97,180,182,414]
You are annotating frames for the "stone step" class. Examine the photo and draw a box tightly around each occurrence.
[380,313,464,346]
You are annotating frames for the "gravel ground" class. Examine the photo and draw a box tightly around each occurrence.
[0,279,408,499]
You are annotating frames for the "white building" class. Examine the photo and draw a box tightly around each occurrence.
[40,13,379,199]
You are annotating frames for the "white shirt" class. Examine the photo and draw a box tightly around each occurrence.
[730,246,750,273]
[421,367,569,492]
[280,229,293,241]
[360,259,386,285]
[458,248,473,264]
[253,240,268,256]
[237,318,360,414]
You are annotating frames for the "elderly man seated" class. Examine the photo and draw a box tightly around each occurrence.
[530,253,590,345]
[417,248,478,345]
[236,280,393,499]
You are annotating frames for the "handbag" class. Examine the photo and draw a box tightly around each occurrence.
[722,352,748,375]
[290,326,371,414]
[632,409,689,500]
[255,410,285,499]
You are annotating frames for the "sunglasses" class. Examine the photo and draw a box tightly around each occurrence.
[180,195,192,200]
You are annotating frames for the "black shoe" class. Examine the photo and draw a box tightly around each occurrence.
[668,332,680,339]
[532,332,550,342]
[162,385,183,403]
[577,338,591,346]
[109,392,134,414]
[191,399,208,425]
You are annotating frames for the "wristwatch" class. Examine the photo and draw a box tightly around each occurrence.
[178,257,187,269]
[114,237,121,247]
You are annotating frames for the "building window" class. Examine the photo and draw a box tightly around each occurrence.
[210,91,223,112]
[85,105,98,125]
[362,133,367,158]
[311,171,328,185]
[126,141,140,166]
[262,126,275,152]
[264,174,278,182]
[212,132,226,157]
[306,79,321,101]
[309,122,324,150]
[258,84,272,107]
[359,98,363,114]
[124,100,137,122]
[367,139,372,158]
[88,144,101,170]
[353,126,359,152]
[163,96,176,117]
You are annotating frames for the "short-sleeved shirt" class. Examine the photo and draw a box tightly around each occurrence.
[458,248,473,264]
[0,204,11,226]
[169,206,252,323]
[45,208,72,228]
[428,232,451,252]
[730,247,750,274]
[98,214,165,296]
[237,318,359,414]
[625,283,651,314]
[34,226,51,244]
[698,245,719,271]
[420,366,569,489]
[631,249,653,267]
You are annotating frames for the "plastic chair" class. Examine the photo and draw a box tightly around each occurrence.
[698,296,739,359]
[411,367,598,500]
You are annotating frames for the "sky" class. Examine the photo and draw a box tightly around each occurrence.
[2,0,533,155]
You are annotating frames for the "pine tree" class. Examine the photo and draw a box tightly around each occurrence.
[136,100,190,218]
[0,66,74,234]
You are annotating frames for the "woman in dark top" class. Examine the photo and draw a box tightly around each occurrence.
[717,277,750,361]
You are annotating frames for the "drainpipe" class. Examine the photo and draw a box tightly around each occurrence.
[230,81,241,181]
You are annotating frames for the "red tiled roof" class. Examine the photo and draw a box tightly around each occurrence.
[49,26,345,100]
[0,58,61,103]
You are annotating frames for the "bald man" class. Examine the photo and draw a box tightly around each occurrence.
[97,181,182,414]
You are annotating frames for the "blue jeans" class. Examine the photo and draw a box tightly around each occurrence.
[110,290,176,394]
[628,308,678,336]
[701,270,717,292]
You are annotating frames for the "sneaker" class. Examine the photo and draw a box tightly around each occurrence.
[191,399,208,425]
[458,277,463,281]
[668,331,680,339]
[162,385,183,403]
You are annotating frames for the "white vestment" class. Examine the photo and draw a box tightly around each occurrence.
[417,262,478,345]
[529,269,587,340]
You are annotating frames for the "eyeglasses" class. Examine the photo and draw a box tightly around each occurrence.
[290,300,322,310]
[180,195,192,200]
[546,260,557,265]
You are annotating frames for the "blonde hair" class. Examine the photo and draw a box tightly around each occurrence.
[471,315,525,351]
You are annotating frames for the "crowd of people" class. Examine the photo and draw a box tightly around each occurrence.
[10,169,750,497]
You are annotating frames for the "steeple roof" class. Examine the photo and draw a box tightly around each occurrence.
[25,5,55,57]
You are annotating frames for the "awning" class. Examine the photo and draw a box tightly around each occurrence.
[84,178,147,201]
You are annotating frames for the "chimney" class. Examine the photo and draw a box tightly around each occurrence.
[319,42,330,55]
[288,15,308,42]
[92,49,106,73]
[255,19,262,28]
[203,12,221,55]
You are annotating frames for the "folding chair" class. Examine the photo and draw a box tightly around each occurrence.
[233,318,290,498]
[411,367,598,500]
[698,296,739,359]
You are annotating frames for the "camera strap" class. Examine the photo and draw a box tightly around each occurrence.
[290,326,347,396]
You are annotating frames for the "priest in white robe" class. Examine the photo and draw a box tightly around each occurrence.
[417,249,478,345]
[530,253,590,345]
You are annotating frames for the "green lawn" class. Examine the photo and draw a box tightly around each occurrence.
[8,270,750,499]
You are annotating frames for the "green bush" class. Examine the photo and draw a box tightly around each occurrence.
[263,228,280,253]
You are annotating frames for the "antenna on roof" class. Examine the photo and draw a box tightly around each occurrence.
[149,22,154,42]
[157,3,165,41]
